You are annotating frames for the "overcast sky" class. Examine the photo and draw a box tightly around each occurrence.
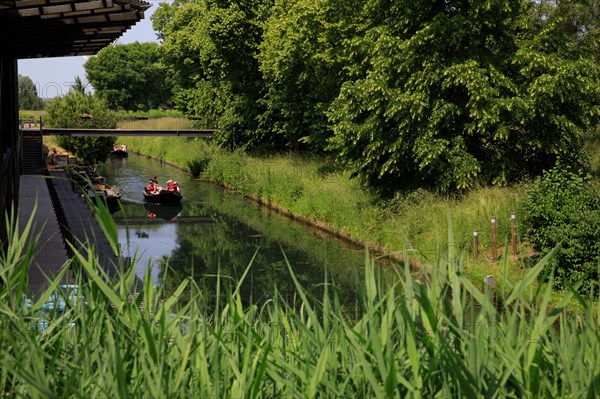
[18,1,166,99]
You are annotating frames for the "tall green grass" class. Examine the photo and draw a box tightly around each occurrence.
[116,117,194,131]
[2,203,599,397]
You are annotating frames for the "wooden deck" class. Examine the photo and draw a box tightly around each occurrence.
[18,172,123,297]
[18,175,71,296]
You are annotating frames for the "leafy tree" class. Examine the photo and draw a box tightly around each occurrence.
[157,0,273,148]
[258,0,360,151]
[46,90,116,164]
[85,42,173,111]
[18,74,44,110]
[326,0,600,193]
[71,76,89,94]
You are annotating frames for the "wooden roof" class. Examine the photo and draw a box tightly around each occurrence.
[0,0,151,58]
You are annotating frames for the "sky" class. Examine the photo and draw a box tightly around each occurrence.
[17,1,167,99]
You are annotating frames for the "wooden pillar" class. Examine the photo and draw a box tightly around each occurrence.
[0,55,19,248]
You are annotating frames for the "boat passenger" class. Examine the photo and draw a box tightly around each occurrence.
[121,144,127,151]
[166,180,175,191]
[147,180,158,194]
[173,181,180,194]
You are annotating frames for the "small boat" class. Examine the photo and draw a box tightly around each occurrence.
[109,148,128,158]
[143,187,183,205]
[88,183,122,211]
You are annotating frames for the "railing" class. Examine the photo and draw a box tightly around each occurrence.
[19,127,216,137]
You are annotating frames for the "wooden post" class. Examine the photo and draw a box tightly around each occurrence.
[491,216,497,264]
[473,230,479,260]
[484,275,495,303]
[511,212,517,257]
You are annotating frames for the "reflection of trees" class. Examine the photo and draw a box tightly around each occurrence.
[161,199,370,311]
[99,154,392,311]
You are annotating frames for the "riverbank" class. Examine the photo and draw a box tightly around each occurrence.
[114,134,529,289]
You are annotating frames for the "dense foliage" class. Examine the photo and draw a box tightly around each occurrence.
[85,42,173,111]
[2,206,599,397]
[46,91,116,164]
[17,75,44,110]
[522,161,600,296]
[157,0,272,146]
[154,0,600,192]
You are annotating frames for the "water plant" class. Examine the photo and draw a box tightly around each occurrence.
[2,203,598,397]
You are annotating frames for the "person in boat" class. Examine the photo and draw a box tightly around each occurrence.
[147,180,159,194]
[173,181,180,194]
[149,176,162,193]
[121,144,127,152]
[166,180,175,191]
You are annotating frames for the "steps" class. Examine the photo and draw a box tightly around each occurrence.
[21,132,44,174]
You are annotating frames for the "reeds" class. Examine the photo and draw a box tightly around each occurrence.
[3,203,598,397]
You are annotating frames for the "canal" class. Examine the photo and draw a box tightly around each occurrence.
[98,154,392,308]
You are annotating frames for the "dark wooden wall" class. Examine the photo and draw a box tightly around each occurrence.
[0,55,20,246]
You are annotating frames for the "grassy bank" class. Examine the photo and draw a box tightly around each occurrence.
[2,205,599,397]
[116,135,528,288]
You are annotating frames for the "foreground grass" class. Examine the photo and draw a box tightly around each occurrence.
[2,204,599,397]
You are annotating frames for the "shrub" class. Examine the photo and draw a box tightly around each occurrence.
[187,155,211,177]
[522,160,600,295]
[47,91,116,164]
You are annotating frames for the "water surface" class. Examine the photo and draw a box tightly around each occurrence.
[99,153,392,307]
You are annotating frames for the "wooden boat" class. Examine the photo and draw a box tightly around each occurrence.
[88,183,122,211]
[109,149,128,158]
[143,187,182,205]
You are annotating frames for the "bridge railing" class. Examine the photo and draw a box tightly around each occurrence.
[19,127,216,137]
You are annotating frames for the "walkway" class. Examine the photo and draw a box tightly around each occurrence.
[17,172,121,297]
[18,175,71,296]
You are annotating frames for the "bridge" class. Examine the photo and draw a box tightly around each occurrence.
[20,124,215,175]
[21,127,217,137]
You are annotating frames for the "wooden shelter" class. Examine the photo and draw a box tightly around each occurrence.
[0,0,150,244]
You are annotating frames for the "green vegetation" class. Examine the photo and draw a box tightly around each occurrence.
[2,204,599,397]
[114,109,186,121]
[17,75,44,110]
[153,0,600,192]
[84,42,174,111]
[46,91,116,164]
[117,136,524,285]
[522,161,600,296]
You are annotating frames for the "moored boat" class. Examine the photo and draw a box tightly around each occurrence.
[88,183,122,211]
[143,187,183,205]
[109,149,128,158]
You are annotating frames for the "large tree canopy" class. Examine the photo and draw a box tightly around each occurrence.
[258,0,362,151]
[158,0,600,192]
[85,42,173,111]
[155,0,273,148]
[326,0,600,192]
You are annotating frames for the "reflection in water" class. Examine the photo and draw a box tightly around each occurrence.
[144,203,182,221]
[99,153,392,308]
[119,223,179,285]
